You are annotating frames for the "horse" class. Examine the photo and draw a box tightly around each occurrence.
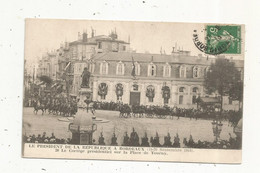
[33,100,45,115]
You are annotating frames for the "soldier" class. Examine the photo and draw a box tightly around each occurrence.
[173,133,180,148]
[98,132,105,145]
[36,134,42,143]
[163,132,172,147]
[122,132,130,146]
[129,128,139,146]
[141,132,150,147]
[111,132,118,146]
[188,134,195,147]
[151,132,161,147]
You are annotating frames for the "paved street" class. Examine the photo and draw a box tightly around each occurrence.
[23,107,236,146]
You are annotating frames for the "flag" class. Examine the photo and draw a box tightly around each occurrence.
[131,56,136,77]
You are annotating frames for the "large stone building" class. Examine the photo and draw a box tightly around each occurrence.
[37,29,244,110]
[73,51,243,110]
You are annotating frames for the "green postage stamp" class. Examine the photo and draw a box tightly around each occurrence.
[205,25,241,55]
[193,25,242,55]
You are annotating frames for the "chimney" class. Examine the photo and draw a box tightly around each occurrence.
[78,32,81,40]
[82,31,88,42]
[91,27,94,38]
[171,47,175,54]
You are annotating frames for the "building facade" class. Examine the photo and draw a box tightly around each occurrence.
[73,52,244,110]
[36,29,244,110]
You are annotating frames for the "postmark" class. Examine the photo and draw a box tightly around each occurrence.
[193,25,241,55]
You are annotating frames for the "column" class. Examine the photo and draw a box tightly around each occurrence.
[107,81,114,102]
[92,80,98,101]
[123,82,130,104]
[155,83,162,105]
[186,85,191,107]
[140,83,146,105]
[171,85,177,106]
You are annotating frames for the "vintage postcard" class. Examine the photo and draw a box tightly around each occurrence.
[22,19,244,163]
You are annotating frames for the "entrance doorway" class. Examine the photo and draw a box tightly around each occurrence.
[130,92,140,105]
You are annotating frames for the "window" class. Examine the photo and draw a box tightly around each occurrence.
[133,62,141,76]
[192,95,197,104]
[78,64,82,73]
[204,66,210,77]
[89,63,95,73]
[179,87,185,93]
[193,66,201,78]
[179,95,183,104]
[100,61,108,75]
[163,63,171,77]
[179,65,186,78]
[98,42,102,49]
[148,63,156,77]
[193,87,198,93]
[192,87,199,104]
[116,61,125,75]
[123,45,126,51]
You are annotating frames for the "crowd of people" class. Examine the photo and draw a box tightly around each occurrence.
[183,134,241,149]
[24,132,71,144]
[29,93,78,117]
[24,129,241,149]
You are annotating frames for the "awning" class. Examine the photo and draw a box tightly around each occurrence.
[197,97,220,104]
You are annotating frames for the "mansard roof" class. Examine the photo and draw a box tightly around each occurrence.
[92,52,244,67]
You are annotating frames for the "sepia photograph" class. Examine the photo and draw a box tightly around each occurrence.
[22,19,244,163]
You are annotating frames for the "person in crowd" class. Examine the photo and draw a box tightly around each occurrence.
[111,132,118,146]
[129,128,140,146]
[141,132,150,147]
[122,132,130,146]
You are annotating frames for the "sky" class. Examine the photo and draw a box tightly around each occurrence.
[24,19,243,63]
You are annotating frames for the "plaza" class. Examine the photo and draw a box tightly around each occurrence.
[23,107,235,147]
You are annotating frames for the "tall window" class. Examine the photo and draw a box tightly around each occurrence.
[134,62,140,76]
[78,64,82,73]
[116,61,125,75]
[204,66,210,77]
[179,95,183,104]
[148,63,156,77]
[179,65,186,78]
[192,87,198,93]
[192,96,198,104]
[193,66,201,78]
[163,63,171,77]
[178,87,185,105]
[98,42,102,49]
[89,63,95,73]
[100,61,108,75]
[192,87,199,104]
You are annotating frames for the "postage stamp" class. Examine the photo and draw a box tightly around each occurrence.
[206,25,241,54]
[193,25,241,55]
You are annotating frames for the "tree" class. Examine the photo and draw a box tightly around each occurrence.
[229,80,243,111]
[39,75,53,88]
[204,58,241,115]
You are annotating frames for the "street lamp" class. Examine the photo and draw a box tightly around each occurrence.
[211,117,223,142]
